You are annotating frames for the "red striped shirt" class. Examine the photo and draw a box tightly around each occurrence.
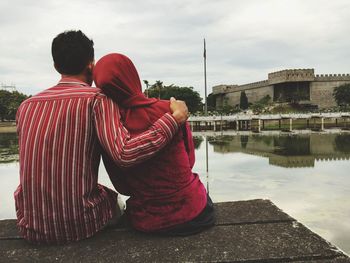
[14,78,178,244]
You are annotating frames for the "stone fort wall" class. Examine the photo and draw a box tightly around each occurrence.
[213,69,350,109]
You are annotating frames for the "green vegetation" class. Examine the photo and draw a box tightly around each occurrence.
[250,95,271,114]
[218,98,239,115]
[239,91,248,110]
[206,93,216,112]
[192,136,204,149]
[0,90,29,121]
[144,81,202,113]
[333,84,350,108]
[0,132,19,163]
[335,134,350,153]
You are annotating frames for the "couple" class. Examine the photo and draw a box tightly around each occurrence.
[15,30,215,244]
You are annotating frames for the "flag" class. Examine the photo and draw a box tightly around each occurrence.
[203,38,206,59]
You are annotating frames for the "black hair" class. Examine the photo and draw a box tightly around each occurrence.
[51,30,94,75]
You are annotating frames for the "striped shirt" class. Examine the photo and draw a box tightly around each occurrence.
[14,78,178,244]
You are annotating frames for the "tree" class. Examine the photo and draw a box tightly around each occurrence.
[240,91,249,110]
[143,80,149,97]
[192,136,203,149]
[206,93,216,111]
[145,81,203,113]
[335,134,350,153]
[218,97,238,115]
[333,84,350,106]
[0,90,29,121]
[250,95,271,114]
[154,80,163,99]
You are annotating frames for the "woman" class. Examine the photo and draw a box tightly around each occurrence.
[93,53,215,235]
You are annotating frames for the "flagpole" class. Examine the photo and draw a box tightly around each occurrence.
[204,38,208,116]
[203,38,209,192]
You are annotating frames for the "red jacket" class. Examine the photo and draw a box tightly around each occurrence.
[94,53,207,232]
[103,123,207,231]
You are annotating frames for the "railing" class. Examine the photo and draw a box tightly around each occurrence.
[188,112,350,122]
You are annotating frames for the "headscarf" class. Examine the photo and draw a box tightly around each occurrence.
[93,53,195,167]
[93,53,170,133]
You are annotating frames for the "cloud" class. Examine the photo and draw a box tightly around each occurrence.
[1,0,350,96]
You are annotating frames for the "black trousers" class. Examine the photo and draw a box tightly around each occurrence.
[156,195,216,236]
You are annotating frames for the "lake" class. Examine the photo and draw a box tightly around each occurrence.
[1,131,350,254]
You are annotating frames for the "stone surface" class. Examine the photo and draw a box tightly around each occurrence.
[214,199,294,225]
[0,220,21,239]
[0,199,349,262]
[0,199,293,239]
[294,259,350,263]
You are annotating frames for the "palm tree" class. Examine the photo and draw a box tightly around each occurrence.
[143,80,149,97]
[155,80,163,99]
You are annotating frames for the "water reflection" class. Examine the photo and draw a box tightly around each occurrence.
[0,134,204,163]
[208,133,350,168]
[0,133,18,163]
[193,136,204,150]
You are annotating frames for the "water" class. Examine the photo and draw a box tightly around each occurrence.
[1,131,350,254]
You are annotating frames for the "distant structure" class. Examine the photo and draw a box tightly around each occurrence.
[210,133,350,168]
[212,69,350,109]
[0,83,17,92]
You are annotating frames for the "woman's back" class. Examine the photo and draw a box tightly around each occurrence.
[94,53,208,232]
[103,121,207,231]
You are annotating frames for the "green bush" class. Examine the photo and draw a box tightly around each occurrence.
[333,84,350,106]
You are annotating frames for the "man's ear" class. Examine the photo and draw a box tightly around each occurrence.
[85,61,95,86]
[87,61,95,72]
[53,63,59,73]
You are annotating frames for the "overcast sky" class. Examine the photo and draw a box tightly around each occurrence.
[1,0,350,97]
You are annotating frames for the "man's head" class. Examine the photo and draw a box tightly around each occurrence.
[52,30,94,84]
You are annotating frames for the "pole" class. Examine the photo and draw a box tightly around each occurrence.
[203,39,209,193]
[205,135,209,193]
[204,38,208,116]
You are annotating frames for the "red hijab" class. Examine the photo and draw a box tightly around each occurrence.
[93,53,170,133]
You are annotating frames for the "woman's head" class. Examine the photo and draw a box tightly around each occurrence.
[94,53,168,133]
[93,53,143,104]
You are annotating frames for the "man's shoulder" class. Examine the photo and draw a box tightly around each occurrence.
[17,87,109,116]
[27,86,105,102]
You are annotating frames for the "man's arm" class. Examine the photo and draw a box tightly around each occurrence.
[93,95,188,168]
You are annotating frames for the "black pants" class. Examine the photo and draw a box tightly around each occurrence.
[157,195,216,236]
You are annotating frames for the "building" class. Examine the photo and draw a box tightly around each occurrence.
[212,69,350,109]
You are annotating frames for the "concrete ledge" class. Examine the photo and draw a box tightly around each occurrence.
[1,199,349,262]
[215,199,294,225]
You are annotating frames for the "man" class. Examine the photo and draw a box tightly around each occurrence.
[15,30,188,244]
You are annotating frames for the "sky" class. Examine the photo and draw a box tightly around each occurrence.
[1,0,350,98]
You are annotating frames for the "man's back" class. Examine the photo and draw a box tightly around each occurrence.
[15,30,187,244]
[15,80,118,243]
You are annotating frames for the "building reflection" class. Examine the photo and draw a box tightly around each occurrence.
[3,131,350,168]
[209,133,350,168]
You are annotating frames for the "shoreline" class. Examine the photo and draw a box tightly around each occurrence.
[1,123,350,135]
[0,122,16,133]
[192,128,350,136]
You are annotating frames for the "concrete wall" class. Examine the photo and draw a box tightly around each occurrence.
[268,69,315,84]
[216,85,273,108]
[245,85,274,105]
[309,134,336,155]
[213,69,350,110]
[310,80,350,108]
